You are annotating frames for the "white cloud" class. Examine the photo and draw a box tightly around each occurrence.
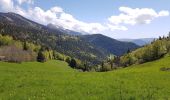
[50,7,63,13]
[0,1,169,34]
[0,0,14,11]
[108,7,169,25]
[0,0,127,33]
[158,11,169,17]
[107,24,128,31]
[21,6,107,34]
[17,0,34,5]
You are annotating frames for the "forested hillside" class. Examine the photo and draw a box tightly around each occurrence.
[0,12,107,65]
[0,34,56,63]
[83,34,170,72]
[81,34,139,56]
[0,12,139,66]
[119,36,170,67]
[100,34,170,71]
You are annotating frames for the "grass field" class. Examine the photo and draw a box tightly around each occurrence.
[0,56,170,100]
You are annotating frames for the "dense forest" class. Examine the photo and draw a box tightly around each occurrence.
[81,34,139,56]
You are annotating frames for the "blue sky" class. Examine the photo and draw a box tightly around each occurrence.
[0,0,170,39]
[34,0,170,22]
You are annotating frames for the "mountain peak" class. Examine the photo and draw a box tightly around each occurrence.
[47,23,83,35]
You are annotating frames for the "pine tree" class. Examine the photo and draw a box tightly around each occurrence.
[69,58,77,68]
[37,50,46,62]
[127,49,130,53]
[23,41,28,50]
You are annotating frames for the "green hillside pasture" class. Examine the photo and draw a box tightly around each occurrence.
[0,56,170,100]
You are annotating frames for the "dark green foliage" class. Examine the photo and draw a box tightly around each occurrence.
[81,34,139,56]
[69,58,77,68]
[23,41,28,50]
[127,49,131,53]
[37,50,46,62]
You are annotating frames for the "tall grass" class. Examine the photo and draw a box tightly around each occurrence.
[0,56,170,100]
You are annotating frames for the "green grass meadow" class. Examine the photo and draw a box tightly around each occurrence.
[0,56,170,100]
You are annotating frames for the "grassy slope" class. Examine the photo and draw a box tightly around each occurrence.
[0,56,170,100]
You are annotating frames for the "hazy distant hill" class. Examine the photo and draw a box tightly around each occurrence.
[119,38,155,46]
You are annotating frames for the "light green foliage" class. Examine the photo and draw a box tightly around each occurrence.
[53,51,65,61]
[13,41,23,49]
[120,53,137,67]
[23,41,41,52]
[0,56,170,99]
[42,51,50,61]
[102,63,112,71]
[120,38,170,66]
[0,35,40,62]
[0,34,13,46]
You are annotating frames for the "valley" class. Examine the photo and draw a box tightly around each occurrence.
[0,0,170,99]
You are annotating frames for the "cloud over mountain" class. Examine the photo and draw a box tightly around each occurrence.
[0,0,169,34]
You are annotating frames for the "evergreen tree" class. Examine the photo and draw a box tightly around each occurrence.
[159,36,162,40]
[127,49,130,54]
[37,50,46,62]
[23,41,28,50]
[69,58,77,68]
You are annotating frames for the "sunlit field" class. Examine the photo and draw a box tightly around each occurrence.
[0,56,170,100]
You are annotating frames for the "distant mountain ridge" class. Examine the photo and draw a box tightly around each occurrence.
[119,38,155,46]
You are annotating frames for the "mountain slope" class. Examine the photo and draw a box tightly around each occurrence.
[118,37,170,67]
[0,12,140,64]
[81,34,140,56]
[0,12,108,64]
